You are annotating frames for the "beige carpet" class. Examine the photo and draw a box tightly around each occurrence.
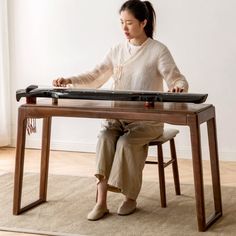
[0,173,235,236]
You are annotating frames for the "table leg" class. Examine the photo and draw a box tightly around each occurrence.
[13,109,27,215]
[206,115,222,227]
[189,116,206,231]
[39,117,52,201]
[13,116,52,215]
[189,113,223,231]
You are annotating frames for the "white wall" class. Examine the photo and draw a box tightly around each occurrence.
[8,0,236,160]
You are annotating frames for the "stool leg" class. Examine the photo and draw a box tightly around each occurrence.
[170,139,181,195]
[157,144,167,208]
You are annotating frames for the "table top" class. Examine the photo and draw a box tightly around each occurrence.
[21,99,212,114]
[18,99,214,126]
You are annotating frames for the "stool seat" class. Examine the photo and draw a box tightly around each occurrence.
[146,128,181,208]
[149,129,179,145]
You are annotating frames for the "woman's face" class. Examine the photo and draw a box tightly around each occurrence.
[120,10,147,40]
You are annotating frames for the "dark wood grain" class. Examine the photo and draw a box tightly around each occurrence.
[13,99,222,232]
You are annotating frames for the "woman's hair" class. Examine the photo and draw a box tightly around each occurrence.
[119,0,156,38]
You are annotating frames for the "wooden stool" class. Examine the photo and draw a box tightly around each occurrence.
[146,129,181,208]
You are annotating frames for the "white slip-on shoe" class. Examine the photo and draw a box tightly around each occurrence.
[117,200,137,215]
[87,204,109,221]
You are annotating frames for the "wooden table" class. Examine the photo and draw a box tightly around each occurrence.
[13,99,222,231]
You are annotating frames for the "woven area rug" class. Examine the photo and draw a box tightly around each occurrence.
[0,173,235,236]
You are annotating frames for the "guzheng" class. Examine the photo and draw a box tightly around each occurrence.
[16,85,208,105]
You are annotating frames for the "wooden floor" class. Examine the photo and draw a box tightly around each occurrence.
[0,147,236,236]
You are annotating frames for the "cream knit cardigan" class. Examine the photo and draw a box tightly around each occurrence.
[69,38,188,92]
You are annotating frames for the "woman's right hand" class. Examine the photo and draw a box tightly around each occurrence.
[53,78,72,87]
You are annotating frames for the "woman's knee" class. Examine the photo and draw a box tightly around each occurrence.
[98,129,119,144]
[116,135,132,147]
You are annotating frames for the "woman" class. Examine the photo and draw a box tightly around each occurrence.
[53,0,188,220]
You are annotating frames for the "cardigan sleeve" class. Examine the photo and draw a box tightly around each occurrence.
[157,46,189,92]
[69,49,113,89]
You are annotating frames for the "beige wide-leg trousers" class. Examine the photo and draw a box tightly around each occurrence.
[95,119,164,200]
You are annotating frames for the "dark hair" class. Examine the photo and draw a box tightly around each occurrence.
[119,0,156,38]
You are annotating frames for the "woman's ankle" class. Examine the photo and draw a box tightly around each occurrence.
[95,202,108,209]
[96,180,108,208]
[125,197,136,202]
